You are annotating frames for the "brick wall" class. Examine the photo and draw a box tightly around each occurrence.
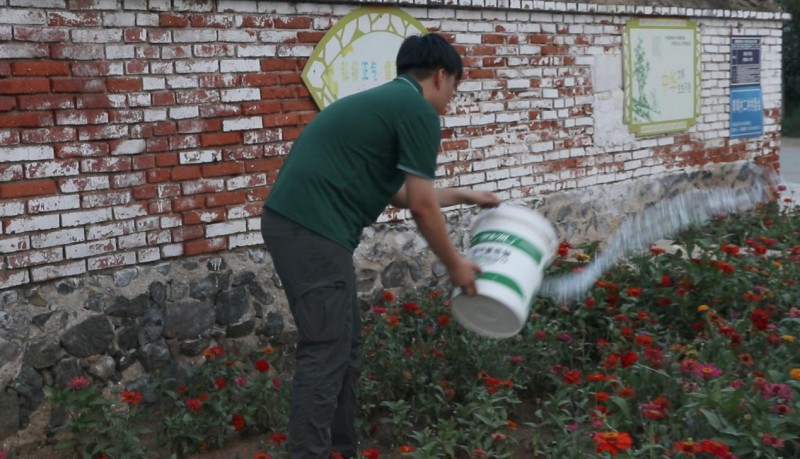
[0,0,788,289]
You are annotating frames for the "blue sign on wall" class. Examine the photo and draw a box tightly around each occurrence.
[730,85,763,139]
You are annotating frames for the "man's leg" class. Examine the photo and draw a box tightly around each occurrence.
[262,210,356,459]
[331,288,362,457]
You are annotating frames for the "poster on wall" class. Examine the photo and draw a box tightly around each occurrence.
[729,36,763,139]
[623,18,701,136]
[301,7,428,110]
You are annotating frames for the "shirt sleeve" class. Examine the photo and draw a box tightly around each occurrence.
[396,111,441,180]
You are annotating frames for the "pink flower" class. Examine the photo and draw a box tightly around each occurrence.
[691,363,722,380]
[0,450,7,459]
[761,433,784,448]
[67,376,91,390]
[761,383,793,401]
[372,306,387,314]
[235,376,247,387]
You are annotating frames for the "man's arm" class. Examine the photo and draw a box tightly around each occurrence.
[390,182,500,209]
[397,174,496,296]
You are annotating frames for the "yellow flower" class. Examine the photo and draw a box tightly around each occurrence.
[697,305,709,312]
[773,260,782,268]
[576,253,591,261]
[782,335,795,343]
[790,368,800,381]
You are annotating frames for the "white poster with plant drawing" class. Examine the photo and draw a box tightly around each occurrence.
[623,19,701,136]
[301,7,427,110]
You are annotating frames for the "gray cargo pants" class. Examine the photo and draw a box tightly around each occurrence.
[261,209,361,459]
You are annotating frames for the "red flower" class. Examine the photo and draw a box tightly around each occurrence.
[202,345,225,360]
[621,351,638,368]
[270,432,288,445]
[255,359,270,372]
[658,274,672,287]
[215,378,227,389]
[557,242,572,257]
[437,314,450,327]
[402,301,420,313]
[253,453,272,459]
[361,448,380,459]
[626,287,642,297]
[562,369,582,385]
[68,376,91,390]
[593,431,633,456]
[185,398,202,413]
[720,244,740,255]
[231,413,246,431]
[399,445,416,453]
[750,307,770,331]
[381,290,395,302]
[121,390,143,405]
[697,439,730,456]
[176,384,188,395]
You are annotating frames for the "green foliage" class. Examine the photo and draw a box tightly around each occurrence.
[778,0,800,130]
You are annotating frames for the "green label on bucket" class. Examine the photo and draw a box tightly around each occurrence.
[477,272,525,300]
[471,231,544,264]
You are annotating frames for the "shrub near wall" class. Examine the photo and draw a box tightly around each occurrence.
[0,0,788,291]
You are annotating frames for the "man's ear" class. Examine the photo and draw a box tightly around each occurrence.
[433,68,446,89]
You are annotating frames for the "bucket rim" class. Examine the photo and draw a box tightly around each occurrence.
[472,205,558,243]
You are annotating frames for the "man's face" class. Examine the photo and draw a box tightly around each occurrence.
[433,70,459,115]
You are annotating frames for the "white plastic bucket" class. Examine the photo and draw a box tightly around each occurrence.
[451,205,558,338]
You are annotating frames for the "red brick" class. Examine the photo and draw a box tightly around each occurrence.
[279,73,302,85]
[159,13,189,28]
[0,179,57,198]
[11,61,70,76]
[0,78,50,95]
[263,113,299,128]
[260,86,294,100]
[183,237,226,256]
[172,225,203,242]
[133,185,157,200]
[244,157,282,173]
[242,101,281,115]
[155,152,178,167]
[178,118,221,134]
[171,166,201,181]
[297,31,325,43]
[261,59,299,72]
[52,78,106,93]
[124,28,147,42]
[147,199,171,213]
[14,27,69,42]
[240,16,273,28]
[0,97,16,112]
[147,169,171,183]
[173,195,204,211]
[202,162,243,177]
[281,99,316,112]
[198,74,241,88]
[152,92,176,106]
[206,190,246,207]
[75,95,119,109]
[21,127,77,143]
[247,186,270,202]
[56,142,108,158]
[153,121,177,136]
[189,14,235,28]
[132,154,156,170]
[107,77,142,93]
[48,12,101,27]
[82,157,131,173]
[125,61,149,75]
[274,17,311,29]
[183,208,224,225]
[146,137,170,153]
[18,95,74,111]
[281,126,303,141]
[200,132,240,147]
[242,74,280,87]
[0,112,53,128]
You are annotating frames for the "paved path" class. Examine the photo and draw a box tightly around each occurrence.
[780,137,800,185]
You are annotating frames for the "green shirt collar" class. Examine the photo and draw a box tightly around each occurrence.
[396,74,422,94]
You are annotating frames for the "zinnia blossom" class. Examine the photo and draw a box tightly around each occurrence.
[562,369,581,385]
[692,363,723,380]
[121,390,143,405]
[592,431,633,456]
[398,445,416,453]
[271,432,288,444]
[231,413,246,431]
[255,359,270,372]
[68,376,91,390]
[361,447,380,458]
[252,453,272,459]
[185,398,202,413]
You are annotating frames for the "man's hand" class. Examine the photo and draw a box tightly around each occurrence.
[448,256,482,296]
[464,190,500,209]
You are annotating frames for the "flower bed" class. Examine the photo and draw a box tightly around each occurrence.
[8,200,799,459]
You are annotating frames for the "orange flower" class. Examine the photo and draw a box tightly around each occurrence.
[253,452,272,459]
[202,345,225,360]
[398,445,416,453]
[121,390,143,405]
[593,431,633,456]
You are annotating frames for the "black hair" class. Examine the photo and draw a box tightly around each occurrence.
[396,33,463,81]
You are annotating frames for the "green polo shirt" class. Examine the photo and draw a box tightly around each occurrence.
[264,76,441,251]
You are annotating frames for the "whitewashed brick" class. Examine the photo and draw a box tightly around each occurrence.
[147,230,171,245]
[227,174,267,190]
[30,228,84,249]
[137,247,161,263]
[236,45,277,57]
[229,231,262,248]
[0,235,30,253]
[0,270,30,289]
[223,117,262,132]
[86,220,135,240]
[0,202,25,217]
[173,29,217,43]
[118,233,147,249]
[64,239,117,260]
[206,220,246,237]
[31,261,86,282]
[25,161,79,179]
[179,149,222,164]
[0,145,54,162]
[167,75,199,89]
[160,215,181,228]
[87,251,136,271]
[175,60,219,73]
[221,88,261,102]
[218,30,257,42]
[5,214,59,234]
[27,195,80,214]
[161,243,183,257]
[181,178,224,195]
[0,9,45,25]
[110,139,146,156]
[7,247,63,268]
[169,106,200,120]
[219,0,257,11]
[174,0,213,11]
[142,77,166,90]
[60,176,110,193]
[62,208,113,227]
[144,109,168,122]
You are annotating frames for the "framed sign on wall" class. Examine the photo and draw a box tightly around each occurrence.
[623,18,701,136]
[301,7,428,110]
